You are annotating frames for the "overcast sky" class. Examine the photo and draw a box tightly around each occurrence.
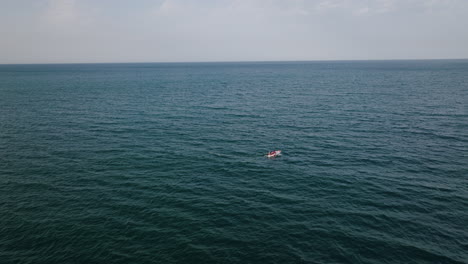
[1,0,468,63]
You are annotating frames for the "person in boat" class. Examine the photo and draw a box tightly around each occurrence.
[269,151,276,156]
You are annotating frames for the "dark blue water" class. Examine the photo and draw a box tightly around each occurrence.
[1,61,467,263]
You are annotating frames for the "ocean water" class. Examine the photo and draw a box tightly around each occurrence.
[0,60,467,263]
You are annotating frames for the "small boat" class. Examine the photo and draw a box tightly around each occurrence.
[266,150,281,158]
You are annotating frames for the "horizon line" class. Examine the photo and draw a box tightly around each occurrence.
[1,58,468,66]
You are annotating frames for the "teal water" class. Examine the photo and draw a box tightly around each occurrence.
[0,61,467,263]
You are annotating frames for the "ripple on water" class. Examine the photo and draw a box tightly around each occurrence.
[1,61,467,263]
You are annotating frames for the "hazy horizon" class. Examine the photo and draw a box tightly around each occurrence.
[2,58,468,66]
[2,0,468,64]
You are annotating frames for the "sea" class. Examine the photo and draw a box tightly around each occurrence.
[0,60,467,264]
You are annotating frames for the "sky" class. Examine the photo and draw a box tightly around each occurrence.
[1,0,468,63]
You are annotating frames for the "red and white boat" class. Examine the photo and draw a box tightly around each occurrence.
[266,150,281,158]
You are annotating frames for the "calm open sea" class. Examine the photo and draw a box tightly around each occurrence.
[0,61,467,263]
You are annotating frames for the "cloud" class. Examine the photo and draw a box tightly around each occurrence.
[153,0,310,19]
[315,0,346,12]
[42,0,77,24]
[354,7,370,16]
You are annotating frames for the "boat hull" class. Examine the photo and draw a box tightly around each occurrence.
[267,150,281,158]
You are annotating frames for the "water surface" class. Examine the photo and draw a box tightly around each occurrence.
[1,60,467,263]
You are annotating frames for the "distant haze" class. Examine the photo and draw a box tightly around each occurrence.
[1,0,468,64]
